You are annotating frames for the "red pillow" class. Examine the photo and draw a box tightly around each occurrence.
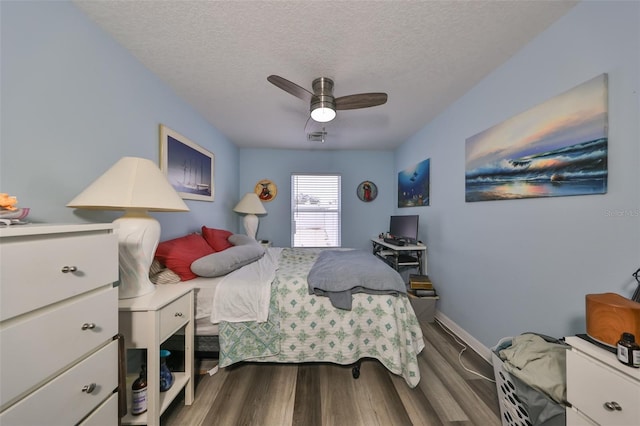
[201,226,233,252]
[154,234,215,281]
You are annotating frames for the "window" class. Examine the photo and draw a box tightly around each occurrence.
[291,174,341,247]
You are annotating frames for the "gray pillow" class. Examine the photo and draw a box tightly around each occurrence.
[190,234,265,277]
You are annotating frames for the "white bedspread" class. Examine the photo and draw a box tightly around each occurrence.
[210,247,282,323]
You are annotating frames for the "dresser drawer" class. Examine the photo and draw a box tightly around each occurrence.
[0,231,118,321]
[79,392,118,426]
[567,349,640,425]
[160,292,191,342]
[566,407,597,426]
[0,287,117,408]
[0,340,118,426]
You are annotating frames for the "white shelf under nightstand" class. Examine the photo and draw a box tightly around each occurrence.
[118,284,195,426]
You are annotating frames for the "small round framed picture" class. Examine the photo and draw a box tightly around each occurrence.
[255,179,277,202]
[357,180,378,202]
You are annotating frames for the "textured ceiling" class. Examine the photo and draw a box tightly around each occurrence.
[73,0,578,150]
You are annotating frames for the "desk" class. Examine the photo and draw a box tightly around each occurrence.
[371,238,427,274]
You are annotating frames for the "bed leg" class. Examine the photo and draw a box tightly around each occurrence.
[352,360,361,379]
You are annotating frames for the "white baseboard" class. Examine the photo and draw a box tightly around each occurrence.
[434,310,493,363]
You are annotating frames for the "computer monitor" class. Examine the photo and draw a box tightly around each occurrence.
[389,215,419,244]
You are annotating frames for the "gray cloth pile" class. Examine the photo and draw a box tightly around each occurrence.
[307,249,406,310]
[499,333,569,425]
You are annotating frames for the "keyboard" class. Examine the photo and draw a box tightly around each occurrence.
[383,237,405,246]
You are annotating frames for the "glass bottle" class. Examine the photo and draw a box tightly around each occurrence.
[616,332,640,368]
[131,365,147,415]
[159,349,174,392]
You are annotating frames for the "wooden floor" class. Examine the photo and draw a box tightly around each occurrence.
[162,320,501,426]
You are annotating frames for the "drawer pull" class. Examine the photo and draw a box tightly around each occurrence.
[61,266,78,273]
[604,401,622,411]
[174,312,184,317]
[81,323,96,330]
[82,383,96,394]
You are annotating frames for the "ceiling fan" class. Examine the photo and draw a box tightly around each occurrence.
[267,75,388,123]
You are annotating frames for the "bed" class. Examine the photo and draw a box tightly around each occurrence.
[156,232,425,388]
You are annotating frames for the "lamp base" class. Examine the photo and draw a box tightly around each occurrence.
[114,211,159,299]
[243,214,259,240]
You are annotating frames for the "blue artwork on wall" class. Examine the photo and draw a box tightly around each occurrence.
[398,158,430,207]
[160,124,214,202]
[465,73,608,202]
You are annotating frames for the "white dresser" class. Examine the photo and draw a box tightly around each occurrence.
[0,223,119,425]
[565,335,640,425]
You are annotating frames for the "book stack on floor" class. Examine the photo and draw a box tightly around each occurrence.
[408,274,437,297]
[407,274,438,323]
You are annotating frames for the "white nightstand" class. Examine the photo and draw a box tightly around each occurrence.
[118,285,194,426]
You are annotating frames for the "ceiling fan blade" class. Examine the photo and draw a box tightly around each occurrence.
[335,93,388,110]
[267,75,313,102]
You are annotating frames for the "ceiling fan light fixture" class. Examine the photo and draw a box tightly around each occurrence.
[310,78,336,122]
[310,105,336,122]
[310,97,336,122]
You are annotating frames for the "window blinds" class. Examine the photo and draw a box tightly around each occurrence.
[291,174,341,247]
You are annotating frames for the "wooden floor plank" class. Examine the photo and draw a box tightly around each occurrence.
[356,360,415,426]
[293,364,322,426]
[234,363,297,426]
[199,363,259,425]
[416,351,470,422]
[420,336,501,425]
[161,366,229,425]
[318,363,364,426]
[389,372,444,426]
[422,321,495,381]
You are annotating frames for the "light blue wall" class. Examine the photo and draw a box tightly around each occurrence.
[396,0,640,348]
[0,1,239,239]
[238,149,395,251]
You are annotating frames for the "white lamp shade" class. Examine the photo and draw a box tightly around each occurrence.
[67,157,189,212]
[233,192,266,214]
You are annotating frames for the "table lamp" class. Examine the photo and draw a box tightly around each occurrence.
[233,192,266,239]
[67,157,189,299]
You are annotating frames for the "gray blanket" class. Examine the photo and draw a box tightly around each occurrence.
[307,249,406,310]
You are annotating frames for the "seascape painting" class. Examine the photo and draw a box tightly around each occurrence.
[465,74,608,202]
[398,158,430,207]
[160,124,214,201]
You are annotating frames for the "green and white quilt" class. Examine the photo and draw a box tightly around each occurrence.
[219,248,425,388]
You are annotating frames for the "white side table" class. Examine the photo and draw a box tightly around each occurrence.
[118,285,194,426]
